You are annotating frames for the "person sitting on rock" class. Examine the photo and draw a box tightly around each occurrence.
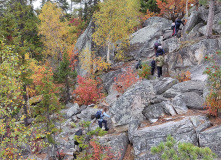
[174,18,185,36]
[97,107,110,131]
[156,45,164,57]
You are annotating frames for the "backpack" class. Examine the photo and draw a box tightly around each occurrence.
[157,56,164,67]
[95,110,102,119]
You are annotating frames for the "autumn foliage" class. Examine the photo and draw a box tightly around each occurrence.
[73,76,104,105]
[177,70,191,82]
[114,67,140,93]
[89,141,121,160]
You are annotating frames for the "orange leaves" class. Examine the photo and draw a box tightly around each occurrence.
[114,67,140,93]
[156,0,195,19]
[73,76,104,105]
[144,9,159,20]
[204,91,221,117]
[177,70,191,82]
[93,57,111,72]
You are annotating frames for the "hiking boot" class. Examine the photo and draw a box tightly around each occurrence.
[105,128,109,131]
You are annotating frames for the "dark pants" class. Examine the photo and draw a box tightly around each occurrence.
[98,120,108,130]
[157,66,162,78]
[175,24,180,35]
[151,67,155,75]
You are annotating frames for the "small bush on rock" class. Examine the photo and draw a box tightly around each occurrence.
[204,51,221,117]
[73,75,103,105]
[138,62,151,79]
[176,70,191,82]
[151,135,217,160]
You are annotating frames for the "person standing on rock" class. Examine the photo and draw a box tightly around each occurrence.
[96,107,110,131]
[174,18,185,36]
[155,54,164,78]
[153,37,161,53]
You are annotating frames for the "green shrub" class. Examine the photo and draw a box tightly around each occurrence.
[138,62,151,79]
[151,135,217,160]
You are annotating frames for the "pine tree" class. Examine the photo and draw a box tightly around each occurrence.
[54,52,77,104]
[140,0,160,13]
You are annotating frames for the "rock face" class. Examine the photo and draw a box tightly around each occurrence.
[181,92,205,110]
[98,133,129,160]
[110,80,156,132]
[129,17,171,59]
[131,116,211,160]
[66,103,80,118]
[199,125,221,157]
[163,80,204,98]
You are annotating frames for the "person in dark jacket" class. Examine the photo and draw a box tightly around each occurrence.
[151,57,156,75]
[174,18,184,36]
[156,46,164,57]
[153,37,161,53]
[136,59,142,69]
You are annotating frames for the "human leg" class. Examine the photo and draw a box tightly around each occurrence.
[157,67,161,78]
[102,120,108,130]
[160,67,162,77]
[151,67,155,75]
[98,121,102,128]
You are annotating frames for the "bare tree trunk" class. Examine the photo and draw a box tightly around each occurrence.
[186,0,189,19]
[206,0,215,38]
[107,42,110,63]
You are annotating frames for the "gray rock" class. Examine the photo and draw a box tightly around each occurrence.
[213,13,221,34]
[152,77,178,95]
[185,22,204,39]
[199,125,221,157]
[106,84,122,105]
[185,11,200,33]
[142,103,165,121]
[199,25,207,35]
[172,95,188,114]
[181,92,205,110]
[110,80,156,132]
[66,103,80,118]
[189,116,211,133]
[129,17,171,59]
[162,101,177,116]
[76,107,99,121]
[128,119,140,143]
[162,37,180,53]
[163,80,204,98]
[132,116,200,159]
[98,133,129,160]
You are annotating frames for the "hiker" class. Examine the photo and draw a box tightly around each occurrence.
[96,107,110,131]
[155,54,164,78]
[136,59,142,69]
[171,22,176,36]
[174,18,185,36]
[153,37,161,53]
[156,45,165,57]
[73,127,83,159]
[151,57,156,75]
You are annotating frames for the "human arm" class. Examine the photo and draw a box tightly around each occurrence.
[103,112,110,118]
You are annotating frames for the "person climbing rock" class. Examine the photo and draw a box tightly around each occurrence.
[136,58,142,69]
[96,107,110,131]
[73,127,83,159]
[156,45,165,57]
[151,57,156,76]
[174,18,185,36]
[155,54,164,78]
[153,37,161,53]
[171,22,176,36]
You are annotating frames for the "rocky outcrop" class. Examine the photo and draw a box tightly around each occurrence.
[129,17,171,59]
[131,116,211,160]
[163,80,204,98]
[110,80,156,132]
[199,125,221,157]
[181,92,205,110]
[98,133,129,160]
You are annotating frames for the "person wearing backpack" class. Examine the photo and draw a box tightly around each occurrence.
[155,54,164,78]
[96,108,110,131]
[153,37,161,53]
[174,18,185,36]
[136,59,142,70]
[156,45,164,57]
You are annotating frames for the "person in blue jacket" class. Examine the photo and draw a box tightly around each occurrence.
[156,45,165,57]
[98,108,110,131]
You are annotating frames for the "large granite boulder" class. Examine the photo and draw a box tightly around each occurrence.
[199,125,221,157]
[181,92,205,110]
[98,133,129,160]
[152,77,178,95]
[185,11,200,33]
[142,102,165,121]
[171,95,188,114]
[66,103,81,119]
[110,80,156,132]
[129,17,171,59]
[163,80,204,98]
[131,116,211,160]
[76,107,99,121]
[164,39,220,77]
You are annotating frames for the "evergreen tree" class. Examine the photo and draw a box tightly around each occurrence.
[140,0,160,13]
[54,52,77,104]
